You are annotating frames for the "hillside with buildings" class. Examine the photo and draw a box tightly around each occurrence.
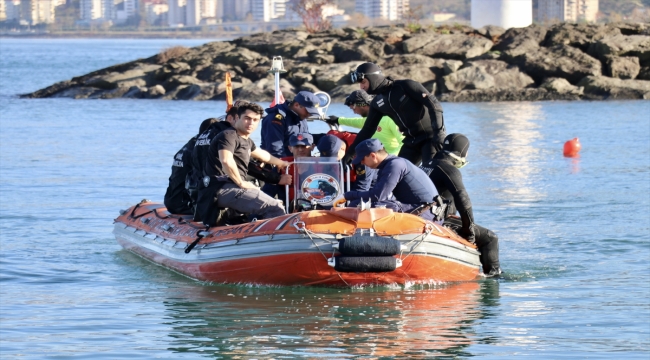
[24,21,650,102]
[1,0,648,34]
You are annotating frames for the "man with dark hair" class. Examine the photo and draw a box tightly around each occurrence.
[333,139,438,219]
[420,133,502,277]
[343,62,446,165]
[316,134,376,193]
[196,103,290,225]
[325,90,404,156]
[164,117,218,214]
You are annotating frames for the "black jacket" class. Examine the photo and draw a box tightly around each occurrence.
[164,136,196,214]
[347,79,446,155]
[420,156,475,241]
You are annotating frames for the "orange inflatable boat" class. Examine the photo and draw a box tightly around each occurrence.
[113,200,481,287]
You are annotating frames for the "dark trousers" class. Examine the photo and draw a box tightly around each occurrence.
[443,216,500,275]
[398,139,437,166]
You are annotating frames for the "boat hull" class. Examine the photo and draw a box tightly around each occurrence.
[113,202,481,286]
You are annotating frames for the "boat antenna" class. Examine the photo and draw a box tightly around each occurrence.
[268,56,287,107]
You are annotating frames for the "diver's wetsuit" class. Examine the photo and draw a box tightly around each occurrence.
[164,136,196,214]
[346,79,446,165]
[420,155,501,275]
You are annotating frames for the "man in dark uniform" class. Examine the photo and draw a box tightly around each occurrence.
[195,103,290,226]
[164,118,218,214]
[334,139,438,220]
[316,134,376,193]
[420,133,502,277]
[260,91,321,158]
[343,62,446,166]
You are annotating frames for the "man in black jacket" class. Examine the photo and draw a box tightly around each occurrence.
[164,118,218,214]
[420,133,502,277]
[344,62,446,166]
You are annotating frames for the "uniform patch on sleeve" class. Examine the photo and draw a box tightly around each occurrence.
[275,114,283,120]
[355,167,366,176]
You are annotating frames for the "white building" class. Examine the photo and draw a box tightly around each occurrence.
[537,0,598,23]
[145,0,167,24]
[471,0,532,29]
[80,0,103,21]
[355,0,409,21]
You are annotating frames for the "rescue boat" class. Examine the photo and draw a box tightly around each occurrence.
[113,200,481,287]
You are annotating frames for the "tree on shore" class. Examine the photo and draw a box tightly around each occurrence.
[290,0,333,33]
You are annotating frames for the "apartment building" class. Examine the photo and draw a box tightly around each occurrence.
[537,0,599,22]
[355,0,409,21]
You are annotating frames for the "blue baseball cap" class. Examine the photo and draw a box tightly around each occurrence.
[289,132,313,146]
[294,91,321,117]
[352,138,384,164]
[317,134,343,157]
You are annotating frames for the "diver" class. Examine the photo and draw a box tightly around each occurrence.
[164,117,218,214]
[419,133,502,277]
[343,62,446,166]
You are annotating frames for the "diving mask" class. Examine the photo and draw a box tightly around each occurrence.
[350,70,381,83]
[445,151,469,169]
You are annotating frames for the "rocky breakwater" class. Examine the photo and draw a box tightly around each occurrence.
[23,22,650,102]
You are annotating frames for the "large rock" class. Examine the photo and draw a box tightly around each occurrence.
[85,64,160,90]
[379,55,447,89]
[638,66,650,80]
[540,77,583,95]
[510,44,602,84]
[414,34,493,60]
[476,25,506,40]
[588,34,650,64]
[332,39,385,63]
[439,88,580,102]
[442,60,534,92]
[162,75,205,91]
[21,80,75,98]
[212,47,264,71]
[544,23,621,52]
[329,84,361,101]
[313,61,363,92]
[402,32,436,53]
[494,24,547,58]
[577,75,650,99]
[605,56,641,79]
[235,30,310,58]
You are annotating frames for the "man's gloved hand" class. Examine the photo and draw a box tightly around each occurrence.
[332,194,347,207]
[325,115,339,126]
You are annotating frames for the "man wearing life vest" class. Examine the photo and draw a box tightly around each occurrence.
[419,133,502,277]
[195,103,289,226]
[333,139,438,220]
[344,62,446,166]
[325,89,404,156]
[164,117,218,215]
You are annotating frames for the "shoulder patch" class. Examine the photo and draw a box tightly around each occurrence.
[275,114,283,120]
[376,126,382,132]
[355,167,366,176]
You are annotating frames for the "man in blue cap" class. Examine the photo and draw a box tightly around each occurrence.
[261,91,321,159]
[333,139,439,219]
[263,132,314,203]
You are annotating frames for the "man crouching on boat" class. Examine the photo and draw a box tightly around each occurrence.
[196,102,290,226]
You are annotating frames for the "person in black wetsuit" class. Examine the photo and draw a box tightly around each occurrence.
[164,117,218,214]
[419,133,502,277]
[344,62,446,166]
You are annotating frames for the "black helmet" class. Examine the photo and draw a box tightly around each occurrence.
[350,62,386,95]
[442,133,470,168]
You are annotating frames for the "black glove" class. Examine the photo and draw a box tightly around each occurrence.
[459,224,476,244]
[325,115,339,126]
[341,153,353,166]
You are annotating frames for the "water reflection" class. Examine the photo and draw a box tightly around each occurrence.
[473,103,546,204]
[158,280,501,358]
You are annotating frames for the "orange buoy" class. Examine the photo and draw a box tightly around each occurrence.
[563,138,581,157]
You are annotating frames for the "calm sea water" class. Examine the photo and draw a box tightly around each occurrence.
[1,38,649,359]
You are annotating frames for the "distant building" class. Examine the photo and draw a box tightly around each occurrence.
[471,0,532,29]
[19,0,61,24]
[168,0,187,26]
[223,0,251,20]
[355,0,409,21]
[145,0,167,25]
[0,0,6,21]
[537,0,598,23]
[3,0,22,22]
[250,0,291,22]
